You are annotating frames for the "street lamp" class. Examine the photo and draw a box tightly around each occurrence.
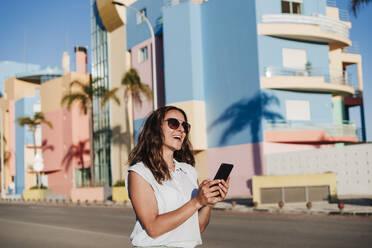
[112,1,158,110]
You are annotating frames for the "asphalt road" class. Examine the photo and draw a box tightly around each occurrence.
[0,203,371,248]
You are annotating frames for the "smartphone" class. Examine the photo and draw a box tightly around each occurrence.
[211,163,233,196]
[213,163,234,181]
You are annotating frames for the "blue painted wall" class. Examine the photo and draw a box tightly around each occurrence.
[163,2,205,103]
[14,97,40,194]
[126,0,163,50]
[201,0,261,148]
[257,36,330,77]
[262,89,333,129]
[0,61,40,96]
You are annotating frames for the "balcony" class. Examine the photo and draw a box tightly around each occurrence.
[264,120,358,143]
[257,14,351,49]
[261,66,355,95]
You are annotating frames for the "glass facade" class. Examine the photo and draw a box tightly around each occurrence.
[90,0,112,186]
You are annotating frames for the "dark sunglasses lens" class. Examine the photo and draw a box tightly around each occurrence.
[167,118,180,130]
[182,123,190,133]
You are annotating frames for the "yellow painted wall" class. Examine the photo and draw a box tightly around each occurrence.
[252,173,337,204]
[169,100,207,151]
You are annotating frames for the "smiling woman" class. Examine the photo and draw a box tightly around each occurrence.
[126,106,230,248]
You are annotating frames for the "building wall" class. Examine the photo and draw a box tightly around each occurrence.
[41,73,90,197]
[257,36,330,77]
[0,61,40,96]
[126,0,163,50]
[261,89,333,126]
[265,143,372,195]
[201,0,261,149]
[108,24,132,183]
[14,97,40,194]
[131,38,154,120]
[255,0,327,21]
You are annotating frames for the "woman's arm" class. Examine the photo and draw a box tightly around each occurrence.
[128,171,221,239]
[197,178,230,233]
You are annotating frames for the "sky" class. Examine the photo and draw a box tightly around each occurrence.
[0,0,371,141]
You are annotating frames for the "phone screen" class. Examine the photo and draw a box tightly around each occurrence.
[213,163,233,181]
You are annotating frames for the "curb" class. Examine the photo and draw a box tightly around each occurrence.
[1,199,372,217]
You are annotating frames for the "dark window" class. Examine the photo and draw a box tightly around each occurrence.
[281,1,302,14]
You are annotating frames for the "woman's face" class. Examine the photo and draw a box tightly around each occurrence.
[161,109,187,153]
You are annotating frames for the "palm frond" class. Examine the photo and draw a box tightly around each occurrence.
[61,93,89,113]
[101,87,120,107]
[16,117,34,127]
[69,80,87,91]
[351,0,371,16]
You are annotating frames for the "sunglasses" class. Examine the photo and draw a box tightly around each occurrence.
[165,118,191,134]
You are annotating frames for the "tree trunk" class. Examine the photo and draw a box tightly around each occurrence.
[88,105,95,186]
[32,130,40,189]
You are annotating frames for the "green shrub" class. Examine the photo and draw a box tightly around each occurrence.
[113,179,125,187]
[30,184,48,190]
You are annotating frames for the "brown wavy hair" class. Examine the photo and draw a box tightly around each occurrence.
[128,106,195,184]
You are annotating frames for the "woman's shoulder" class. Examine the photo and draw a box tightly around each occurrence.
[128,162,154,182]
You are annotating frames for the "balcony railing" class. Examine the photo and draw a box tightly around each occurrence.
[163,0,207,8]
[261,14,349,40]
[266,120,357,137]
[264,66,353,86]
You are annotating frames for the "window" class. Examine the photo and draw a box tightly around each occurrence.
[281,0,302,14]
[285,100,310,121]
[137,8,147,24]
[282,48,307,70]
[138,46,148,63]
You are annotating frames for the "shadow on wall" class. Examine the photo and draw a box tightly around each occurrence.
[62,139,90,186]
[111,125,132,179]
[41,139,54,152]
[210,91,283,192]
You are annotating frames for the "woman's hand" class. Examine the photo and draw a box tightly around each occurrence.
[215,177,230,202]
[194,179,223,208]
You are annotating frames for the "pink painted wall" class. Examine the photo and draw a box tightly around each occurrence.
[8,100,15,176]
[207,143,264,198]
[263,142,334,155]
[131,38,154,120]
[265,130,358,143]
[42,105,90,196]
[75,50,87,73]
[70,186,105,202]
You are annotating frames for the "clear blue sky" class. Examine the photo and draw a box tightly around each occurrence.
[0,0,371,141]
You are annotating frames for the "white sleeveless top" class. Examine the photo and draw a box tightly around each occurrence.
[127,160,202,248]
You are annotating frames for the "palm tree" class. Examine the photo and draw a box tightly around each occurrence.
[121,68,152,148]
[351,0,371,16]
[17,112,53,188]
[61,75,120,186]
[121,68,152,107]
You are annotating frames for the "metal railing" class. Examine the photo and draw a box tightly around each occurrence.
[338,9,350,22]
[342,41,360,54]
[261,14,349,39]
[264,66,353,86]
[266,120,357,137]
[163,0,207,8]
[327,0,337,7]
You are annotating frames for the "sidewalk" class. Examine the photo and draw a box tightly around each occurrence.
[1,197,372,217]
[215,196,372,216]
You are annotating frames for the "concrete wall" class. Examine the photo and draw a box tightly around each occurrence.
[265,143,372,195]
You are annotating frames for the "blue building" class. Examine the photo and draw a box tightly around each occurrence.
[123,0,365,199]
